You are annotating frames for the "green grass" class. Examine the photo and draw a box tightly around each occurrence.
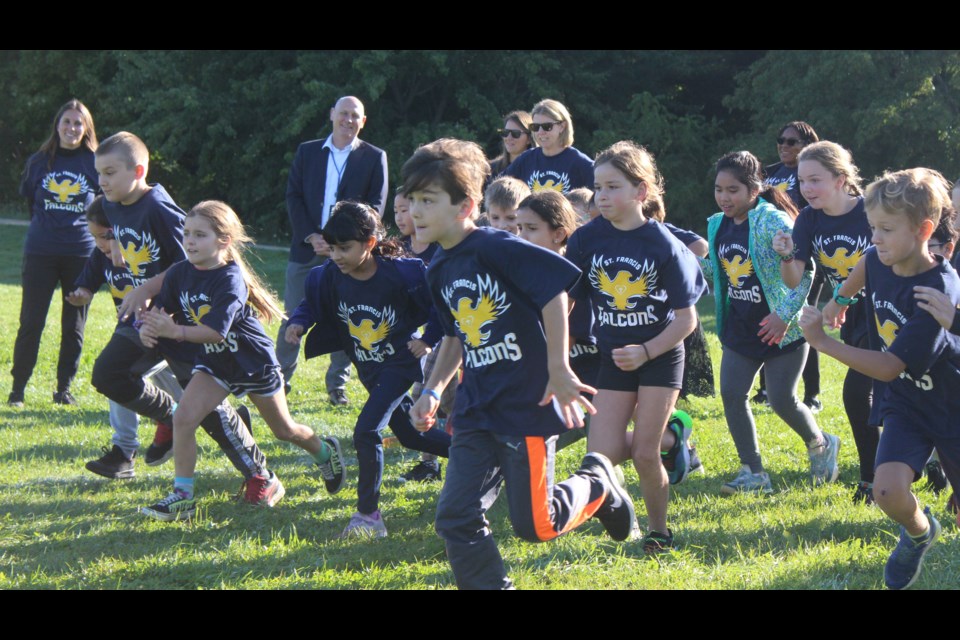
[0,223,957,590]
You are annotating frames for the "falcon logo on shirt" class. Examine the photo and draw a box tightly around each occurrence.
[180,291,210,326]
[875,315,899,350]
[443,274,510,348]
[589,254,657,311]
[815,237,869,282]
[108,278,133,301]
[118,231,160,278]
[529,170,570,194]
[442,274,522,368]
[41,171,91,212]
[338,302,396,353]
[719,246,753,288]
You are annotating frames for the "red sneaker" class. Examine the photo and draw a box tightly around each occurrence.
[238,472,285,507]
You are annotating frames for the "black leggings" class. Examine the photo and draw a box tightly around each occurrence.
[11,252,89,393]
[843,334,877,483]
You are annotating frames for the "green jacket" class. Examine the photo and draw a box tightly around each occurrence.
[703,197,813,348]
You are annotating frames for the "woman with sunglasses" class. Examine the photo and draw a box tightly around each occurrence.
[504,99,593,194]
[488,110,537,181]
[754,121,824,412]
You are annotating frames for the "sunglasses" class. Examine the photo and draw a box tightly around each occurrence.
[530,121,562,132]
[777,137,802,146]
[499,129,528,139]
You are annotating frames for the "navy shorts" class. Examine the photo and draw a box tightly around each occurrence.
[876,413,960,483]
[597,343,684,392]
[193,364,283,399]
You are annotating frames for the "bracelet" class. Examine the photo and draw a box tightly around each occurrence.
[832,282,859,307]
[422,388,441,402]
[781,254,795,263]
[640,343,651,363]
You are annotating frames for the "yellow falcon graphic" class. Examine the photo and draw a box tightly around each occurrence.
[721,254,753,288]
[589,255,656,311]
[338,303,395,352]
[119,233,160,277]
[817,246,865,280]
[532,179,564,193]
[875,315,899,349]
[443,274,510,348]
[108,280,133,301]
[775,182,789,192]
[43,176,81,202]
[179,291,210,326]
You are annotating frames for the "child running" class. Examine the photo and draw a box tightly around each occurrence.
[803,168,960,589]
[138,200,344,521]
[405,138,635,590]
[772,141,876,503]
[285,201,451,538]
[705,151,840,495]
[565,141,706,553]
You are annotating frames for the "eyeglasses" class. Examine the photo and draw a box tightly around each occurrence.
[530,122,562,133]
[777,137,802,146]
[499,129,527,139]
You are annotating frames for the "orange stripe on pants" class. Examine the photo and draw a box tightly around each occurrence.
[526,436,606,541]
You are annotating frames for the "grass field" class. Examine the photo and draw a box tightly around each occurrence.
[0,223,956,590]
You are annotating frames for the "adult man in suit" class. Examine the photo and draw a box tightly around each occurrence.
[279,96,388,405]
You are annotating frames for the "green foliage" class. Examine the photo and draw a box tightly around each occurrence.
[5,50,958,241]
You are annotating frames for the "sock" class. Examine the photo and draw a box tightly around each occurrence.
[748,464,764,474]
[312,440,331,464]
[174,476,195,499]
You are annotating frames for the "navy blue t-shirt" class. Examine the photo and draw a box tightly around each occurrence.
[715,216,796,360]
[663,222,704,249]
[793,197,871,343]
[103,185,186,289]
[157,260,278,378]
[402,237,439,265]
[864,248,960,428]
[75,249,138,326]
[504,147,594,194]
[764,162,804,208]
[427,228,581,436]
[289,256,439,386]
[20,148,97,257]
[566,217,706,355]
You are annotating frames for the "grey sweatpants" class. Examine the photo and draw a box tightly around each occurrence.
[720,343,821,472]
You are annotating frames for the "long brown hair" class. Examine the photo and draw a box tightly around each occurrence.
[187,201,285,324]
[716,151,799,219]
[39,99,98,169]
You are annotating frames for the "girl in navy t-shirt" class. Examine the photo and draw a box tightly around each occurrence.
[566,141,707,553]
[286,201,451,538]
[138,201,344,522]
[773,141,877,503]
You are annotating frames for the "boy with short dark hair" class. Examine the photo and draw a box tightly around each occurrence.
[802,168,960,590]
[85,133,279,506]
[404,138,636,590]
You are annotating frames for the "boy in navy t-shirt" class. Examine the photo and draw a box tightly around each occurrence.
[801,168,960,590]
[84,133,268,498]
[403,138,636,590]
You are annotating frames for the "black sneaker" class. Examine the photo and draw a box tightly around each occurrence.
[85,445,136,479]
[53,390,76,405]
[642,529,675,554]
[328,389,349,406]
[7,391,24,408]
[582,452,637,542]
[317,436,346,494]
[750,389,769,405]
[237,404,253,435]
[803,396,823,413]
[398,460,442,484]
[925,459,948,495]
[145,421,173,466]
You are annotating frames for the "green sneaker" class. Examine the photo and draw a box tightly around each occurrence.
[721,466,773,495]
[141,491,196,522]
[661,410,693,485]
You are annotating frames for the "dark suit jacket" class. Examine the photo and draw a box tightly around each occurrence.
[286,138,388,263]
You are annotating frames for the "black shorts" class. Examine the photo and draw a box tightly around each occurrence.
[597,344,684,392]
[193,364,283,399]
